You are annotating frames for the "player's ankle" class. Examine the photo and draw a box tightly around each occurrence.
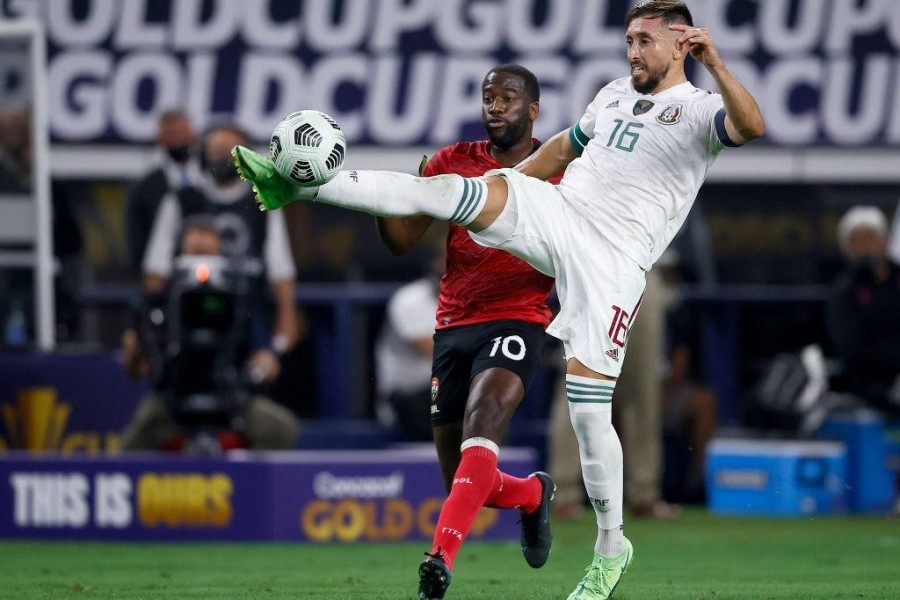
[521,476,544,514]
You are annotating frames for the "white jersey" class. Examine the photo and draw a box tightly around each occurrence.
[375,278,438,396]
[559,77,732,270]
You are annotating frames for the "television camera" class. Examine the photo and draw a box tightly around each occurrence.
[136,254,256,453]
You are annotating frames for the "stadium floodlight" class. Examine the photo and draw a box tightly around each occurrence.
[0,19,53,350]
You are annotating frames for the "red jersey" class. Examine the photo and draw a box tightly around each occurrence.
[424,140,558,330]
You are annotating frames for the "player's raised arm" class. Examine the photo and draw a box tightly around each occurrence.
[671,23,765,145]
[375,154,435,255]
[515,128,578,180]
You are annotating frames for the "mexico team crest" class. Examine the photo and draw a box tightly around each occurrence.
[633,99,655,115]
[657,103,683,125]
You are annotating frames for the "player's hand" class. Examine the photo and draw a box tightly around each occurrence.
[669,24,723,70]
[246,349,281,383]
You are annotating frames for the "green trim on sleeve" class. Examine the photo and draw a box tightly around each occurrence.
[568,124,589,156]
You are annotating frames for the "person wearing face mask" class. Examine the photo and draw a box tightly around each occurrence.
[143,123,305,378]
[827,206,900,413]
[126,109,202,272]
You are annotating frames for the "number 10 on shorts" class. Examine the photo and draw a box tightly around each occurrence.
[489,335,527,361]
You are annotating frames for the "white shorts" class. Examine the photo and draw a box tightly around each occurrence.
[470,168,647,377]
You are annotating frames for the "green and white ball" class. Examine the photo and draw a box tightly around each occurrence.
[270,110,346,187]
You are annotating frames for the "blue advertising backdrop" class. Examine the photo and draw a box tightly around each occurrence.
[1,0,898,148]
[0,448,536,541]
[0,353,144,453]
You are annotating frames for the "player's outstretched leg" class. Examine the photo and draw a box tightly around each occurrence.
[566,538,634,600]
[418,550,452,600]
[232,145,488,225]
[519,471,556,568]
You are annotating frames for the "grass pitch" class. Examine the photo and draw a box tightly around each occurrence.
[0,509,898,599]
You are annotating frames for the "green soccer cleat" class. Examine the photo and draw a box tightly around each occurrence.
[566,538,634,600]
[231,145,315,211]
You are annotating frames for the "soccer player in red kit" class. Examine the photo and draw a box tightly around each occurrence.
[376,64,562,600]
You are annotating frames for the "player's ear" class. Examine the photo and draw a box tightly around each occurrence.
[529,101,540,122]
[671,30,686,60]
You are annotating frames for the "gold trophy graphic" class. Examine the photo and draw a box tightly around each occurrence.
[1,387,70,451]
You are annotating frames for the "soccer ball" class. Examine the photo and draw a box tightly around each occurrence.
[270,110,346,187]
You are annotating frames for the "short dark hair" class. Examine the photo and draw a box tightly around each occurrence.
[626,0,693,28]
[485,64,540,102]
[200,122,250,161]
[180,215,220,244]
[202,122,249,146]
[158,108,190,124]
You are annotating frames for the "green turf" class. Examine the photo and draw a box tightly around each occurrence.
[0,509,898,599]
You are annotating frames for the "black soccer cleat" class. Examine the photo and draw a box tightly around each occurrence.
[520,471,556,568]
[418,549,452,599]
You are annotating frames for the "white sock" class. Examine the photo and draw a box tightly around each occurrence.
[597,526,624,558]
[565,374,625,557]
[315,170,487,226]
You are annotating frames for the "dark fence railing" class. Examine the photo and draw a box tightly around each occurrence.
[75,283,831,424]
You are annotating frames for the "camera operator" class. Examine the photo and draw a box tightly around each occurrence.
[120,218,299,451]
[142,122,304,358]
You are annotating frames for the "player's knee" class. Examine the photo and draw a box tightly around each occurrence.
[420,173,464,197]
[570,408,617,461]
[463,390,519,437]
[570,405,613,433]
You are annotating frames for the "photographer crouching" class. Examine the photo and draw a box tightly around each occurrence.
[120,217,300,452]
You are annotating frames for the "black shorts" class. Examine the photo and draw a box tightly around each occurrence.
[430,319,546,426]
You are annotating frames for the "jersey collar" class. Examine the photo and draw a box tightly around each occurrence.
[630,79,695,99]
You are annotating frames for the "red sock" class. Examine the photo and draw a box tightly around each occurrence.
[430,439,498,570]
[483,470,543,513]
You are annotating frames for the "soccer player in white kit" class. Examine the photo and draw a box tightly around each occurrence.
[234,2,765,598]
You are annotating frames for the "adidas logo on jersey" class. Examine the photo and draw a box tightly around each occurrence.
[605,100,619,109]
[605,348,619,362]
